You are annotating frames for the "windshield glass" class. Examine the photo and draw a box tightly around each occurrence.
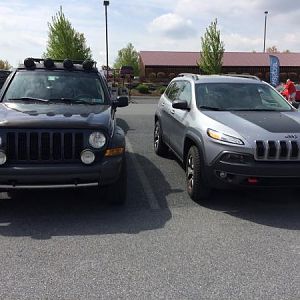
[3,70,107,104]
[195,82,292,111]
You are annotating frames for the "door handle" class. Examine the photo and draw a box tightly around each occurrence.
[170,109,175,114]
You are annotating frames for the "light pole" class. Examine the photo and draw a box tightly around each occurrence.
[103,1,109,79]
[263,11,268,53]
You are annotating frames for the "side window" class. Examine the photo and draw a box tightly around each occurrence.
[178,81,192,104]
[164,83,174,99]
[165,81,181,102]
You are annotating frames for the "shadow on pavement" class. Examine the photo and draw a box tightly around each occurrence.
[0,151,172,239]
[203,188,300,230]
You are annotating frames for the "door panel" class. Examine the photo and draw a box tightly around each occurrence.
[160,82,181,145]
[169,81,192,157]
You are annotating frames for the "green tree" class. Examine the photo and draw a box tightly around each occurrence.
[0,60,11,70]
[113,43,139,76]
[198,19,225,74]
[44,7,92,60]
[267,45,279,53]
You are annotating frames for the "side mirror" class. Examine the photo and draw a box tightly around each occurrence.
[292,101,299,109]
[172,99,189,110]
[116,96,129,108]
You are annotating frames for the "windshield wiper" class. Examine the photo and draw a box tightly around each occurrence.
[49,98,98,105]
[8,97,49,103]
[198,105,223,111]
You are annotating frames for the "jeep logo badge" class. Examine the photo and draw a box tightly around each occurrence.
[285,134,298,139]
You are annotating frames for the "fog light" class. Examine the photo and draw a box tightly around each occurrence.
[0,151,7,165]
[81,150,95,165]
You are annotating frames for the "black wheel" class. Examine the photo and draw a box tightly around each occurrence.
[154,121,168,156]
[186,146,211,201]
[106,157,127,206]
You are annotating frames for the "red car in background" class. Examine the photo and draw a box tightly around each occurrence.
[295,84,300,101]
[277,83,300,102]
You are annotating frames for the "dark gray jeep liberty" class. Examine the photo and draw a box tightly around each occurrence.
[0,58,128,205]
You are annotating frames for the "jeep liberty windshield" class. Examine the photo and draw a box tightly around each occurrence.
[3,70,107,105]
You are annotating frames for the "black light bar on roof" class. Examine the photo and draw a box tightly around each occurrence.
[23,58,96,70]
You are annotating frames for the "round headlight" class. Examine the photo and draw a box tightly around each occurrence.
[0,151,7,165]
[89,132,106,149]
[63,59,74,70]
[44,58,54,69]
[81,150,95,165]
[24,57,36,69]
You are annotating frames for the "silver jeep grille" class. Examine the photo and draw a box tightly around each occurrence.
[255,140,299,160]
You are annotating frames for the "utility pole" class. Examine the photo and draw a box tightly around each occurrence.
[103,1,109,78]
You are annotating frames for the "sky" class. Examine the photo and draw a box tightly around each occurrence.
[1,0,300,67]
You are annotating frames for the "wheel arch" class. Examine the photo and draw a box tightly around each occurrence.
[183,131,205,165]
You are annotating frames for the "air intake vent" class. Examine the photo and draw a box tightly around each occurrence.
[6,130,85,163]
[255,140,300,161]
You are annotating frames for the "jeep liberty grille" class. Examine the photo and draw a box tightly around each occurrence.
[6,130,84,163]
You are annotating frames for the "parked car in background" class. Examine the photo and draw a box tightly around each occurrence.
[295,84,300,101]
[0,70,11,89]
[277,82,300,102]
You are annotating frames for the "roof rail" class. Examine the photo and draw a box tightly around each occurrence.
[223,74,261,81]
[177,73,200,80]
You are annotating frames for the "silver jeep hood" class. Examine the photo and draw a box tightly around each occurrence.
[202,110,300,140]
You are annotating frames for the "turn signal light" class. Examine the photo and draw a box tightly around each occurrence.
[105,147,124,157]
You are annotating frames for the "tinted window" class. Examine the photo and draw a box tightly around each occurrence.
[178,81,192,104]
[3,70,107,104]
[195,83,292,111]
[166,81,181,102]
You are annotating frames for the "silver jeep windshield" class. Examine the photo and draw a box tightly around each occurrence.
[3,70,107,105]
[196,82,293,111]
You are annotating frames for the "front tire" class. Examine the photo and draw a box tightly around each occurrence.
[186,146,211,202]
[154,121,168,156]
[106,157,127,206]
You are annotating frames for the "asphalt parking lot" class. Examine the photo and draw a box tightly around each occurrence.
[0,96,299,299]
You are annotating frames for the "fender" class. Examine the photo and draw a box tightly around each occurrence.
[184,128,207,163]
[108,125,126,149]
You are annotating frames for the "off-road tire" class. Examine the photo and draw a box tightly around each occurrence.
[154,121,168,156]
[186,146,211,202]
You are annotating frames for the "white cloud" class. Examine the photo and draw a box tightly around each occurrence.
[1,0,300,68]
[222,34,266,52]
[148,13,196,39]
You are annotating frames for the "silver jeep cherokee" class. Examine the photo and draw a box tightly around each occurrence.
[154,73,300,201]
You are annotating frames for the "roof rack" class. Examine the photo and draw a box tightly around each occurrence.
[30,58,97,67]
[177,73,200,80]
[222,74,261,81]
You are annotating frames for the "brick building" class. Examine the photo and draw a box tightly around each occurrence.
[139,51,300,82]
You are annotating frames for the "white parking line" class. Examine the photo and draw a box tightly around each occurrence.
[125,137,160,210]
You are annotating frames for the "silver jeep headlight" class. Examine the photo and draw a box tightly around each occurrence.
[207,129,244,145]
[89,132,106,149]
